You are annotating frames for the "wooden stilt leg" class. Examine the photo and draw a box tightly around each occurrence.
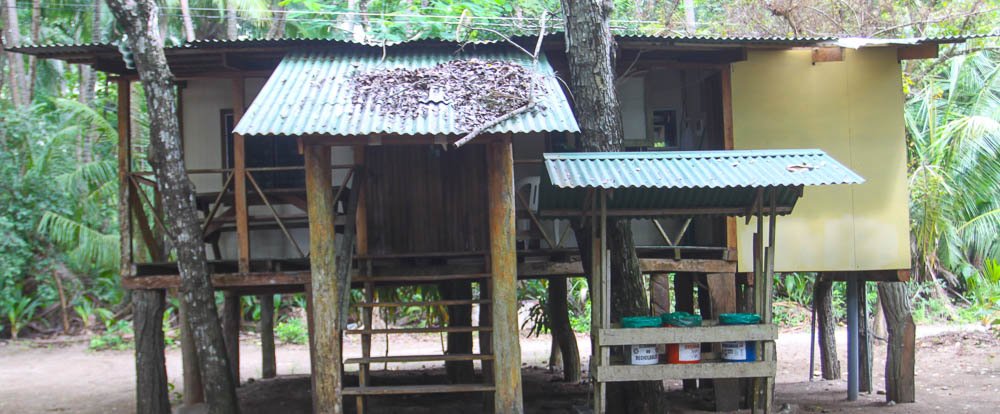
[223,291,241,386]
[259,294,276,379]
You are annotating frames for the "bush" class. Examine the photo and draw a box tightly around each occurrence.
[89,320,133,351]
[275,318,309,345]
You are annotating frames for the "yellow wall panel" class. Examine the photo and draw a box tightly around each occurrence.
[732,48,911,272]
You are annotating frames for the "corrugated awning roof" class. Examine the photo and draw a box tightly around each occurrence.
[539,149,864,217]
[233,49,579,137]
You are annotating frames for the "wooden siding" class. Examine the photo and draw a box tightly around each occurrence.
[364,145,488,255]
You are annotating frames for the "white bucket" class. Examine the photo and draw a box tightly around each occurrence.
[629,344,659,365]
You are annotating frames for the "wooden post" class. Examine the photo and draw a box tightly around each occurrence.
[305,144,344,414]
[859,281,873,393]
[650,274,671,315]
[133,289,171,414]
[707,272,740,411]
[674,273,697,391]
[259,294,276,379]
[878,282,916,403]
[223,291,241,385]
[178,294,204,404]
[117,79,133,278]
[814,276,841,380]
[486,136,524,414]
[355,143,370,414]
[232,77,250,273]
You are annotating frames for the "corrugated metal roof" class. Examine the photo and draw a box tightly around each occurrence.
[545,150,863,188]
[233,49,579,137]
[538,149,863,217]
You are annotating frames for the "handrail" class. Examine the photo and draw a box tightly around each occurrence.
[129,164,356,176]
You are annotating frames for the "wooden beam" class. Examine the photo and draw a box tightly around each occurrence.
[598,324,778,346]
[721,66,739,261]
[117,79,133,279]
[487,136,524,414]
[353,145,369,414]
[824,270,910,282]
[595,361,776,382]
[897,43,939,60]
[304,144,344,414]
[811,47,844,64]
[232,76,250,273]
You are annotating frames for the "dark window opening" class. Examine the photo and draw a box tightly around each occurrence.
[222,110,305,189]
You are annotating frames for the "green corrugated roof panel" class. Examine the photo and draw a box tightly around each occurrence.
[539,149,863,217]
[233,49,579,137]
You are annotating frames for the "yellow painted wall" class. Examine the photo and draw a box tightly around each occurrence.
[732,48,911,272]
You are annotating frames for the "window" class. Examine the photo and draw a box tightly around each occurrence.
[222,110,305,189]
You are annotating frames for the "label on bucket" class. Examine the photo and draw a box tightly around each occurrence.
[630,345,659,365]
[677,343,701,362]
[721,342,747,360]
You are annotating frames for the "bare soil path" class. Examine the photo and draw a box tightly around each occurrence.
[0,325,995,413]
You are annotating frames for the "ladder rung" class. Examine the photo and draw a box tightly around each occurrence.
[351,273,491,283]
[344,326,492,335]
[354,299,491,308]
[342,384,495,396]
[345,353,494,364]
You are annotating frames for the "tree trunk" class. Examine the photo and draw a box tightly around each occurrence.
[814,278,841,380]
[27,0,40,102]
[548,277,581,383]
[179,0,196,41]
[560,1,665,411]
[2,0,29,107]
[104,1,240,412]
[266,0,287,39]
[179,295,205,405]
[442,280,475,383]
[683,0,697,33]
[223,291,242,385]
[226,1,239,40]
[878,282,916,403]
[133,289,171,414]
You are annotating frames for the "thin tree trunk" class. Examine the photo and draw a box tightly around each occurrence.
[179,0,196,42]
[560,0,665,410]
[179,295,205,405]
[265,0,287,39]
[104,1,240,412]
[133,289,171,414]
[683,0,697,33]
[548,277,581,383]
[878,282,916,403]
[814,279,841,380]
[858,281,873,393]
[2,0,29,107]
[27,0,40,102]
[226,1,239,40]
[92,0,103,43]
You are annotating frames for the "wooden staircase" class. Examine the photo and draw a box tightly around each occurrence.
[343,257,496,413]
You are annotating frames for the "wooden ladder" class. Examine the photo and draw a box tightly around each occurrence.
[345,258,496,413]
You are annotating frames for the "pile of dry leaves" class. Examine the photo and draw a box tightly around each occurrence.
[350,59,544,130]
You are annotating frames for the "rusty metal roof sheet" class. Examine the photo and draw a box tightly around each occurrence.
[233,48,579,137]
[539,149,863,217]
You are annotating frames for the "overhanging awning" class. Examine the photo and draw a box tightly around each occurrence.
[539,149,864,217]
[233,48,579,137]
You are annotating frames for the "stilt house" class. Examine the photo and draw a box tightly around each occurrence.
[8,32,977,412]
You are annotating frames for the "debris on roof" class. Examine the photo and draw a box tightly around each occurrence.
[350,59,545,131]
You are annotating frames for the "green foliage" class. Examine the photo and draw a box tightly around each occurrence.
[519,278,591,336]
[275,317,309,344]
[89,320,134,351]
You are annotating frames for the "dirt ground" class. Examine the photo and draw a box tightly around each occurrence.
[0,324,996,413]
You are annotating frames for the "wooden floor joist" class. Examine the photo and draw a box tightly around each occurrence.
[342,384,496,396]
[344,354,494,364]
[123,258,736,290]
[343,326,492,335]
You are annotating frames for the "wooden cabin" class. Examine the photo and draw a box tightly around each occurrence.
[9,33,969,412]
